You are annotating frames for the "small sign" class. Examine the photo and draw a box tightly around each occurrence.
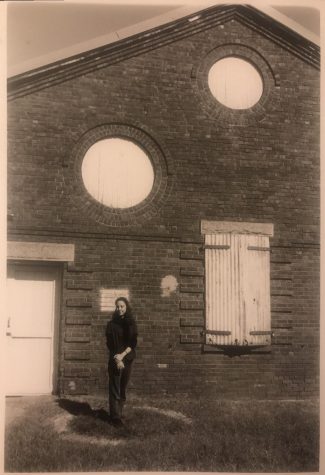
[100,288,129,312]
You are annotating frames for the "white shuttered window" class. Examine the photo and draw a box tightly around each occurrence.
[203,222,273,347]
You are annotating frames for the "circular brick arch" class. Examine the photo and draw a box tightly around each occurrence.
[193,43,280,126]
[69,124,173,227]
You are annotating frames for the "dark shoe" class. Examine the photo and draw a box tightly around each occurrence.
[111,417,124,428]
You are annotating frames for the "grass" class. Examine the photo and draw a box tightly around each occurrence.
[5,395,319,472]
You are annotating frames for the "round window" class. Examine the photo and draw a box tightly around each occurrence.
[81,138,155,209]
[208,57,263,109]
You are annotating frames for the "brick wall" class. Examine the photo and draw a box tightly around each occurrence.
[7,18,320,399]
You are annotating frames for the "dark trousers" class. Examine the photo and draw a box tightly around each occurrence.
[108,359,133,420]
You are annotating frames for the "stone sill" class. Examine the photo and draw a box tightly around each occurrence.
[202,344,272,356]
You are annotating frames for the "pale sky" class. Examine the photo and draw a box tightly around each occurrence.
[6,1,321,75]
[7,3,182,68]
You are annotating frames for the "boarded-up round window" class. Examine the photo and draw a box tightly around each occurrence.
[208,57,263,109]
[81,138,155,208]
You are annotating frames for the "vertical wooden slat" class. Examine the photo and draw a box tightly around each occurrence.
[205,234,210,339]
[235,234,239,344]
[220,234,225,344]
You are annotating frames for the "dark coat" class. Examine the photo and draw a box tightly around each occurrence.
[105,313,138,362]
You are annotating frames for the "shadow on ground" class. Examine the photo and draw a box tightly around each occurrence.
[56,398,186,439]
[57,398,110,423]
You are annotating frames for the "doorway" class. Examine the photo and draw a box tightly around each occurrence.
[6,263,61,395]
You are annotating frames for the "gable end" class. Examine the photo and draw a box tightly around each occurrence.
[8,4,320,101]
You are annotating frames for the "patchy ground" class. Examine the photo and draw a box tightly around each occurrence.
[4,394,319,473]
[5,395,50,426]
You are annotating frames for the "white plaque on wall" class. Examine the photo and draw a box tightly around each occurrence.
[100,288,130,312]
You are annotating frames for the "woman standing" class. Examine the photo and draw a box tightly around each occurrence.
[106,297,138,425]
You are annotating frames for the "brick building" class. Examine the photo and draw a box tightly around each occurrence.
[6,4,320,399]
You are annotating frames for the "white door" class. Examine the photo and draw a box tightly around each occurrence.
[6,264,60,395]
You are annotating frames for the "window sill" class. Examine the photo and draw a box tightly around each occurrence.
[202,344,272,356]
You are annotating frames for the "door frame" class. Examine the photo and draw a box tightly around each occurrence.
[7,261,63,395]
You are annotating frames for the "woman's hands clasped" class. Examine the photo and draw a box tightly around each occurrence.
[114,353,125,370]
[114,347,131,370]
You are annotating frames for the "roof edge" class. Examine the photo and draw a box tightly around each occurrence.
[8,1,320,78]
[253,3,320,47]
[7,3,320,101]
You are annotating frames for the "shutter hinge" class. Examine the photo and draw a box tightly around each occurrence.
[203,245,230,250]
[249,330,274,336]
[247,246,270,251]
[201,330,232,335]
